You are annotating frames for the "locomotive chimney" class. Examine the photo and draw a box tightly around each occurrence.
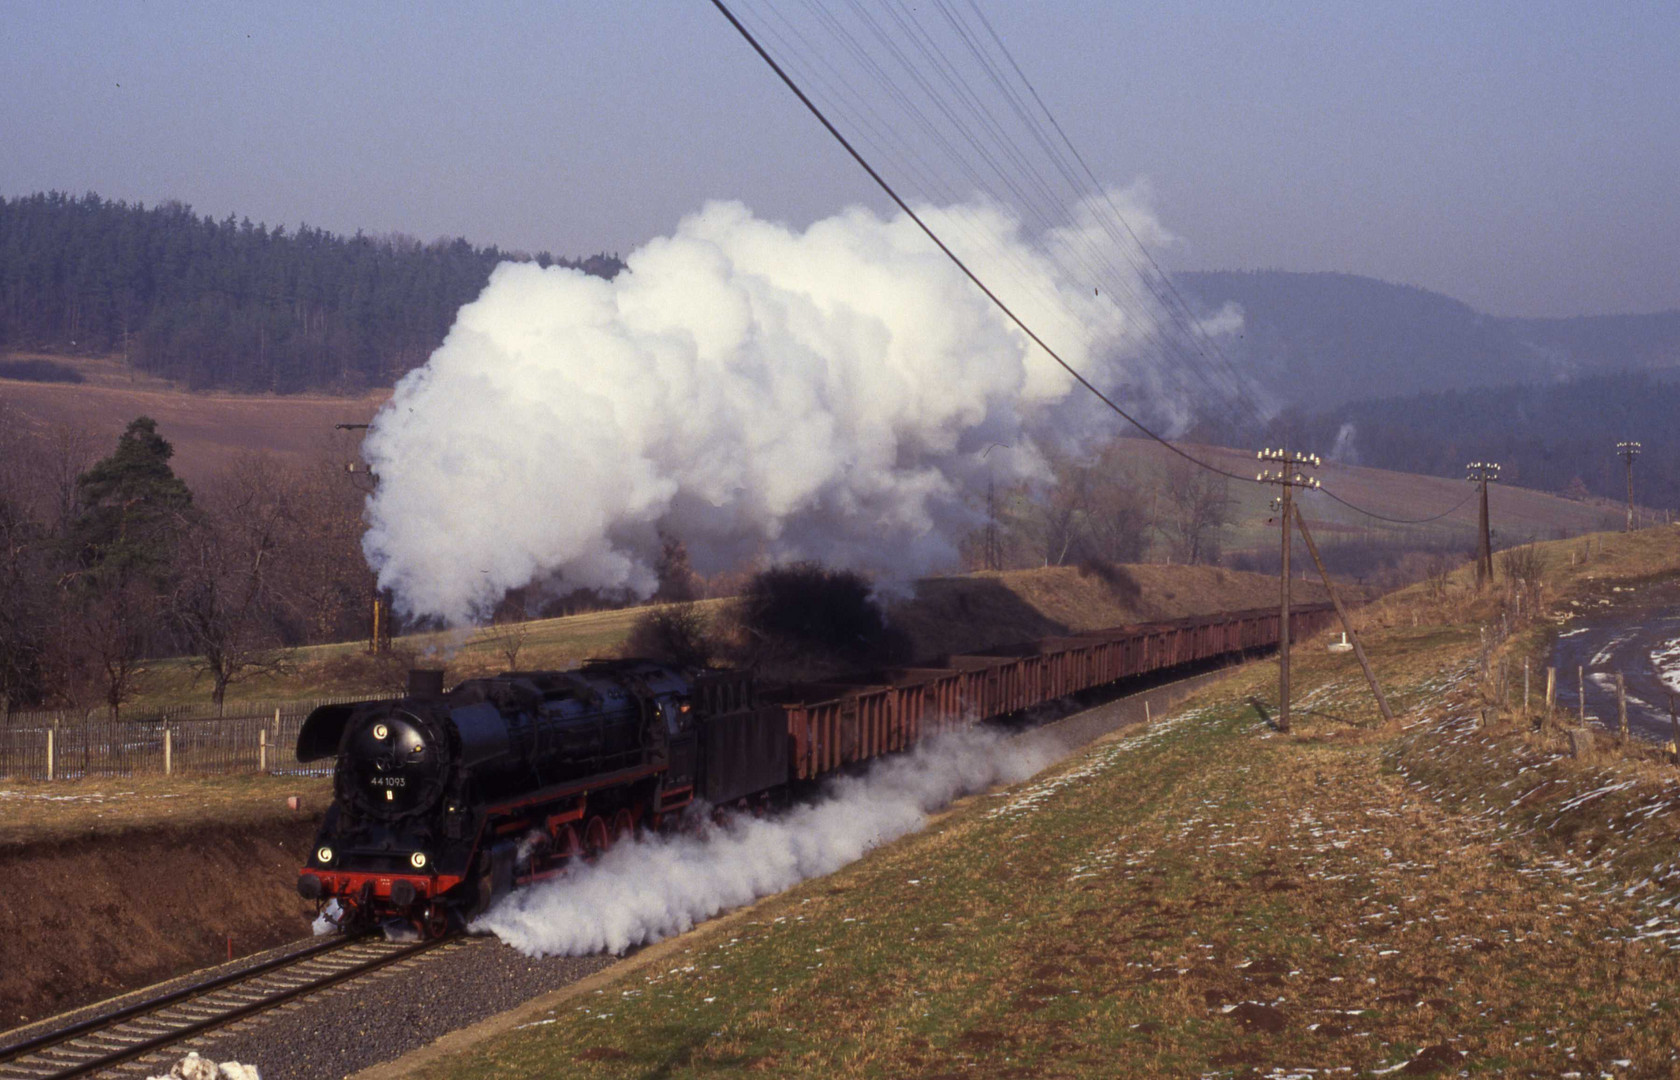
[407,669,446,698]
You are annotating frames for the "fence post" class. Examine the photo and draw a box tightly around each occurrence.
[273,707,281,739]
[45,727,54,782]
[1578,666,1586,726]
[259,728,267,774]
[1545,666,1557,715]
[1524,661,1531,714]
[1616,673,1628,742]
[164,726,172,776]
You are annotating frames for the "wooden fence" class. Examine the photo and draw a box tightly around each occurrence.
[0,697,379,781]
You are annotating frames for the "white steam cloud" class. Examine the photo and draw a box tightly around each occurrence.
[363,193,1202,624]
[474,726,1056,956]
[1330,421,1359,464]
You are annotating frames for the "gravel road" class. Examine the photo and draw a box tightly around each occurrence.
[1549,579,1680,742]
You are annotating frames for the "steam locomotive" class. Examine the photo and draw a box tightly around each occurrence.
[294,663,782,937]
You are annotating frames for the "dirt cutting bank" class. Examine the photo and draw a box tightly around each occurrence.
[0,815,321,1026]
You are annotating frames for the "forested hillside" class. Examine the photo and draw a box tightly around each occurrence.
[1179,270,1680,412]
[1290,370,1680,511]
[0,192,622,392]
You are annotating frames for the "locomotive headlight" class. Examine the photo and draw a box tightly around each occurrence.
[409,851,429,869]
[372,722,390,740]
[316,845,334,865]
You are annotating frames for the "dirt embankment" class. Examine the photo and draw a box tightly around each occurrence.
[893,562,1331,659]
[0,816,321,1026]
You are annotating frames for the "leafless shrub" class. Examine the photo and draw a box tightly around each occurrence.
[483,615,531,670]
[1499,543,1545,592]
[624,603,713,669]
[1423,556,1452,602]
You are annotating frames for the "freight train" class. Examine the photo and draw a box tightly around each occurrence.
[295,604,1333,937]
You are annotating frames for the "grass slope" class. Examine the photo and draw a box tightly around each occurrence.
[389,527,1680,1079]
[126,565,1313,712]
[0,353,384,484]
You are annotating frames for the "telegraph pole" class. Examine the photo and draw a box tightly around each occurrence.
[1617,441,1641,531]
[980,443,1009,571]
[336,422,389,653]
[1466,462,1500,587]
[1257,447,1321,733]
[985,472,1001,571]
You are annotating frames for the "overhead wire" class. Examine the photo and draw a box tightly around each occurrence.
[708,0,1258,484]
[711,0,1478,526]
[771,0,1268,436]
[946,0,1271,425]
[1316,486,1476,525]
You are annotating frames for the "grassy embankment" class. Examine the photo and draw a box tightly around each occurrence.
[388,527,1680,1079]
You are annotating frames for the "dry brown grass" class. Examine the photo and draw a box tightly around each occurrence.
[0,773,331,848]
[891,563,1330,660]
[0,353,386,484]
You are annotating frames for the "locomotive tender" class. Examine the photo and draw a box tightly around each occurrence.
[295,604,1334,937]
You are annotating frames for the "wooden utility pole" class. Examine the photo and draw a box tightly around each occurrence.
[1670,693,1680,764]
[1616,672,1628,742]
[1256,447,1321,733]
[1617,441,1641,531]
[984,472,1001,571]
[1294,505,1395,725]
[336,422,389,654]
[1466,462,1500,588]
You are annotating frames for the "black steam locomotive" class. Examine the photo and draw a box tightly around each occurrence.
[294,663,782,937]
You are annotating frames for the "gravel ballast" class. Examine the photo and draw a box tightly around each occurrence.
[137,938,612,1080]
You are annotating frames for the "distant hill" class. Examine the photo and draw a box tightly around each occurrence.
[1504,310,1680,375]
[1178,270,1680,412]
[1285,370,1680,512]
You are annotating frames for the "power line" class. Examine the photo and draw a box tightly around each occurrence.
[759,0,1267,436]
[711,0,1482,527]
[1316,486,1476,525]
[708,0,1258,485]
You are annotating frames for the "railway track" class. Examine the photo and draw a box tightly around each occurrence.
[0,934,450,1080]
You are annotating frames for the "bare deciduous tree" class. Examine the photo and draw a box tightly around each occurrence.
[47,579,158,719]
[1158,460,1230,565]
[483,614,532,670]
[169,453,292,708]
[270,450,370,644]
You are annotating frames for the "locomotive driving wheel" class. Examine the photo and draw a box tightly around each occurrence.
[611,808,635,844]
[583,815,610,860]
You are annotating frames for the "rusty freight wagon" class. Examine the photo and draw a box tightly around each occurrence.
[774,603,1334,781]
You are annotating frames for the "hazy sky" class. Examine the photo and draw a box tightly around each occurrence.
[5,1,1677,317]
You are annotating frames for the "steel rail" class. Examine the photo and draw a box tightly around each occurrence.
[0,934,451,1080]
